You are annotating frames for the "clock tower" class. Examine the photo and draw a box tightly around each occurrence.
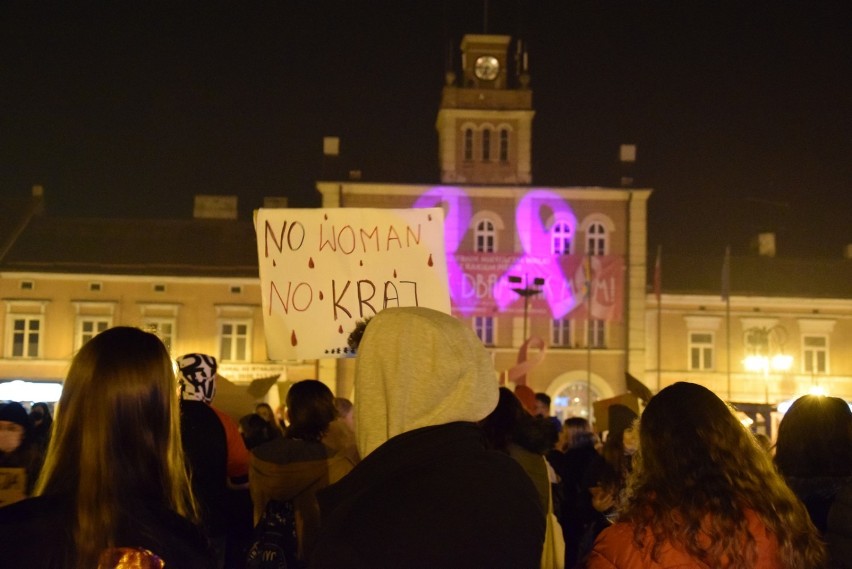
[437,34,534,185]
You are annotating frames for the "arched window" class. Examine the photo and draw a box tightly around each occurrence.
[499,129,509,162]
[475,220,496,253]
[553,382,601,422]
[463,129,474,161]
[587,222,607,255]
[551,222,572,255]
[482,129,492,162]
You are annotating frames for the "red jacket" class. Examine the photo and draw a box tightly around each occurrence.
[586,509,782,568]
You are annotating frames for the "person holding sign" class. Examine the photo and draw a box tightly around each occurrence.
[0,327,212,568]
[311,307,545,568]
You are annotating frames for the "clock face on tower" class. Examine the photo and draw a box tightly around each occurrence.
[474,55,500,81]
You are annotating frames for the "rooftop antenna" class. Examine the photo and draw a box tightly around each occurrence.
[483,0,489,33]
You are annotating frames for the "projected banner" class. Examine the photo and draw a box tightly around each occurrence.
[255,208,450,360]
[451,253,624,321]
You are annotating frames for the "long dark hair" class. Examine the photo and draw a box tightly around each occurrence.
[775,395,852,478]
[35,327,197,567]
[620,382,826,568]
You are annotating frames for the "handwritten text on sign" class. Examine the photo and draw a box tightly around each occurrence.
[255,208,450,360]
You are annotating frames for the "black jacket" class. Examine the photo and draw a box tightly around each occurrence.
[311,421,545,569]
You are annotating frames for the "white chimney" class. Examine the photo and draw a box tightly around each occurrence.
[757,232,776,258]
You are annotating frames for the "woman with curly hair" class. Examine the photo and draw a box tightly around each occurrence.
[585,381,826,569]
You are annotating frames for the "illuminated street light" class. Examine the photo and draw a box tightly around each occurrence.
[509,275,546,341]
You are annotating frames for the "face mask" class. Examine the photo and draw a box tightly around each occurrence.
[0,430,23,453]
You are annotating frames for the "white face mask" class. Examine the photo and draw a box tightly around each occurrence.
[0,429,23,453]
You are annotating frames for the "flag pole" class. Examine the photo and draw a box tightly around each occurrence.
[722,246,732,401]
[654,245,662,392]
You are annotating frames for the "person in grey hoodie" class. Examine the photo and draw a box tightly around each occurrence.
[311,307,545,569]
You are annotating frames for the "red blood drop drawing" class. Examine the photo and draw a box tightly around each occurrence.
[393,269,397,278]
[272,260,277,267]
[308,257,315,268]
[359,260,363,266]
[319,291,324,300]
[338,325,344,334]
[291,330,297,346]
[324,214,328,220]
[428,214,432,221]
[427,254,433,267]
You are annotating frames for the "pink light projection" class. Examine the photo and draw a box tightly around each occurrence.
[413,187,479,315]
[492,190,579,318]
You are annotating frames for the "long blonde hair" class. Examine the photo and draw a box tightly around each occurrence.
[620,382,826,569]
[35,327,197,566]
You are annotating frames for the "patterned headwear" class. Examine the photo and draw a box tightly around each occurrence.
[176,353,218,404]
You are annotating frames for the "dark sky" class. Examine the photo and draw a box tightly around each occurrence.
[2,1,850,258]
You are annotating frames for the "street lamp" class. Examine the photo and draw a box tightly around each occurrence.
[742,325,793,404]
[509,275,545,341]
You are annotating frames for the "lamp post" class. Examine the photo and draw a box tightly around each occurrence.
[509,275,545,341]
[742,325,793,404]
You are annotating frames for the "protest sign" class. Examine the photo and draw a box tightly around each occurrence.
[255,208,450,360]
[0,467,26,507]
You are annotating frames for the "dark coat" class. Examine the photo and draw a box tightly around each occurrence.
[826,479,852,568]
[311,422,546,569]
[0,494,212,569]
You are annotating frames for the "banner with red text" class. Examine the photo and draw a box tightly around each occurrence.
[255,208,450,360]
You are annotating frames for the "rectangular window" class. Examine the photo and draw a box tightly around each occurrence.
[587,319,606,349]
[803,335,828,374]
[482,129,491,161]
[144,318,176,353]
[474,316,495,346]
[463,129,474,161]
[20,280,34,291]
[77,317,111,350]
[89,282,102,292]
[499,130,509,162]
[220,320,251,362]
[551,318,572,348]
[9,317,42,358]
[689,332,714,370]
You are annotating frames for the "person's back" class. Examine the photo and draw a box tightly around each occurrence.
[311,307,545,569]
[0,327,211,568]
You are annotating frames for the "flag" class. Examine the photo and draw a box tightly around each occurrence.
[721,246,731,301]
[653,245,662,302]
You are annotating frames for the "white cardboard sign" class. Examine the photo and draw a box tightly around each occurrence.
[255,208,450,360]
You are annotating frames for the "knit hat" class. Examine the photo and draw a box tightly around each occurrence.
[176,353,218,403]
[608,404,638,439]
[0,401,30,428]
[354,307,499,458]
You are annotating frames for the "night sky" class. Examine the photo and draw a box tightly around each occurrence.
[2,1,849,259]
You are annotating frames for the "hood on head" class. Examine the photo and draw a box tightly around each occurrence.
[354,307,498,457]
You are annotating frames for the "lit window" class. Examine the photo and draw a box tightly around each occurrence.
[553,382,601,422]
[551,222,572,255]
[475,220,496,253]
[463,129,474,161]
[474,316,495,346]
[689,332,714,370]
[145,318,176,353]
[802,335,828,374]
[220,320,251,362]
[76,317,111,350]
[482,129,492,162]
[499,129,509,162]
[551,318,572,348]
[586,222,607,256]
[9,317,42,358]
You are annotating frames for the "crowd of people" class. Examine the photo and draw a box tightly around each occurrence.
[0,310,850,567]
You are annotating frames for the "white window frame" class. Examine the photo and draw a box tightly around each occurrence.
[689,331,715,371]
[7,315,44,358]
[144,317,177,354]
[551,318,572,348]
[219,319,252,362]
[475,220,496,253]
[474,316,495,346]
[802,334,828,374]
[586,222,608,256]
[75,317,112,351]
[586,319,606,349]
[551,222,572,255]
